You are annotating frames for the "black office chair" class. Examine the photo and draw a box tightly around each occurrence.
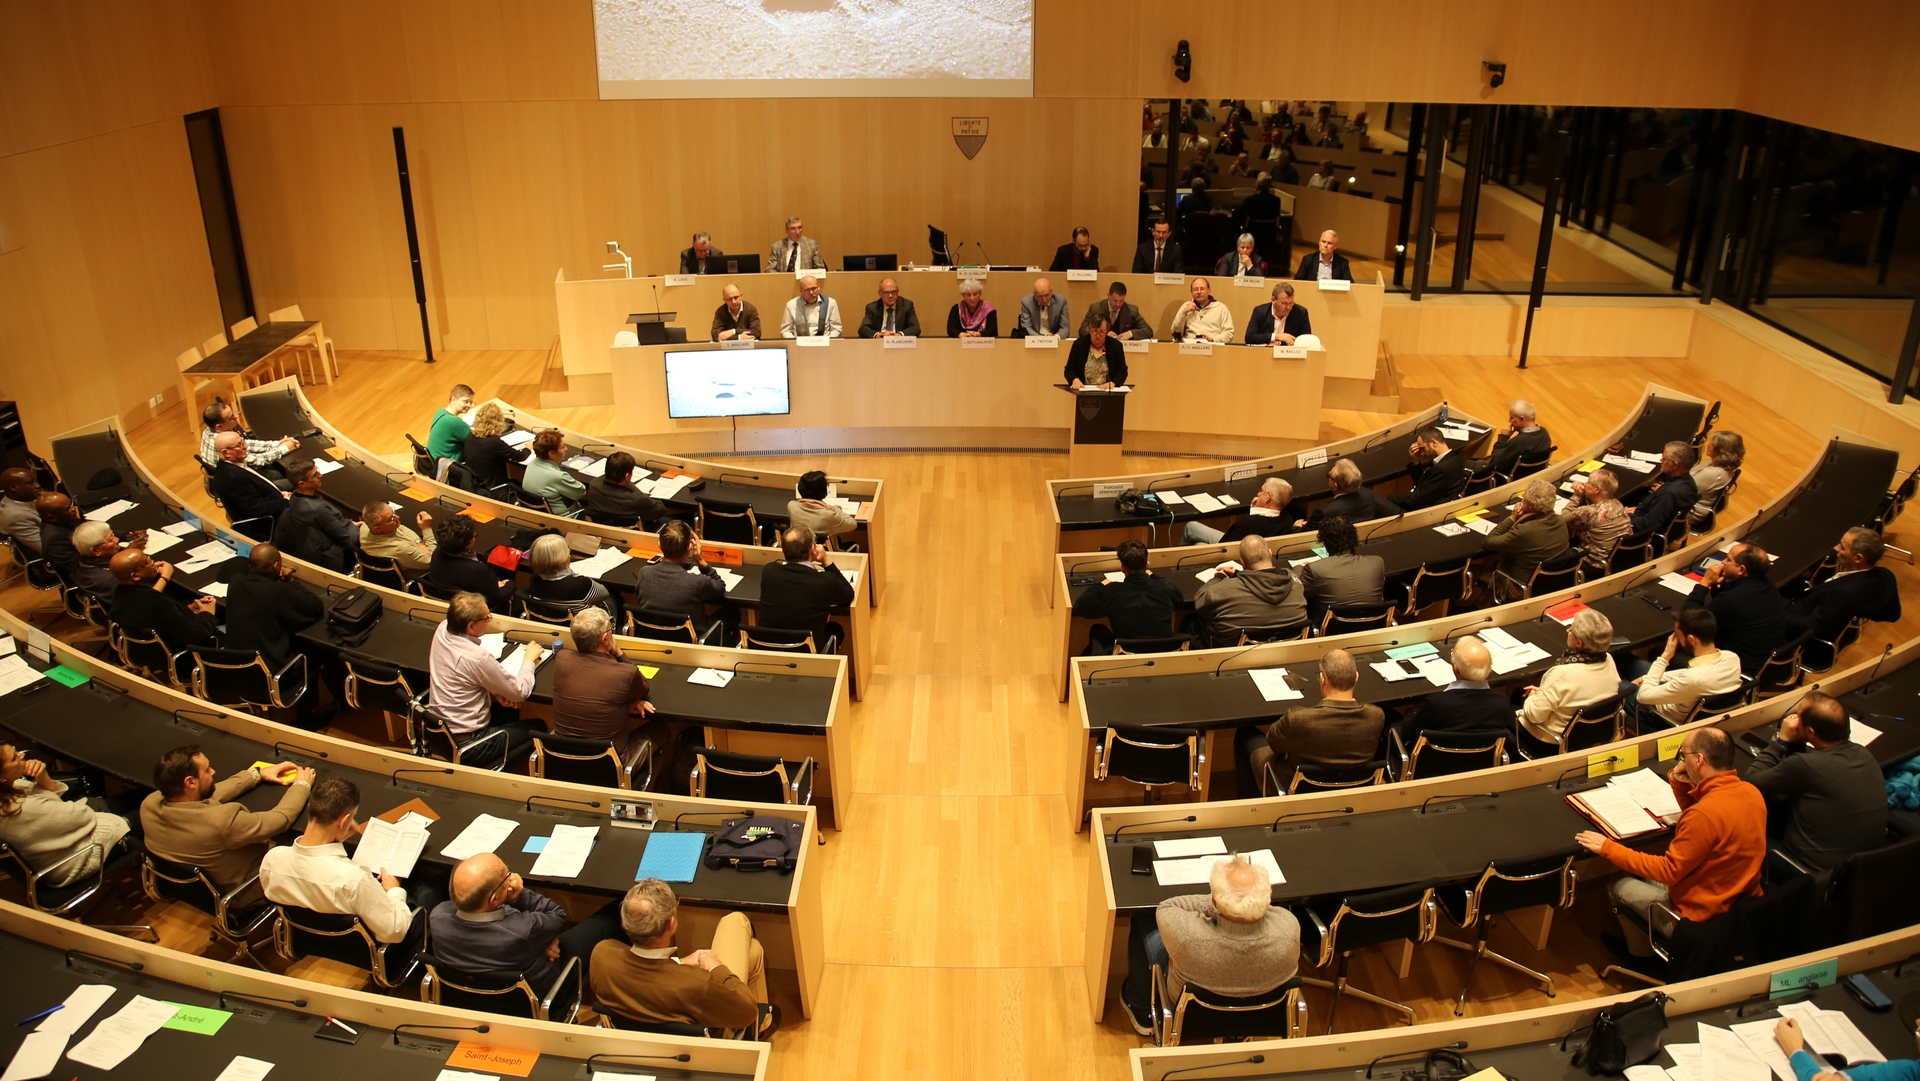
[629,606,723,646]
[193,453,222,503]
[1870,469,1917,534]
[352,550,410,590]
[1665,686,1748,730]
[1594,529,1656,578]
[1494,550,1583,604]
[1095,722,1203,801]
[690,748,815,806]
[1789,550,1840,593]
[1747,636,1807,699]
[342,653,424,746]
[739,625,835,655]
[5,536,67,625]
[1461,471,1500,497]
[512,489,553,514]
[529,732,648,791]
[1297,879,1439,1033]
[228,514,276,543]
[1605,875,1817,985]
[1817,831,1920,948]
[1319,603,1394,636]
[1273,760,1386,798]
[272,905,420,990]
[580,508,640,528]
[405,433,436,476]
[420,952,581,1023]
[416,576,463,602]
[46,559,89,625]
[1798,616,1864,681]
[415,708,512,770]
[1112,634,1193,655]
[0,838,153,939]
[190,645,308,713]
[1390,730,1508,781]
[114,624,191,692]
[1435,849,1578,1013]
[1399,557,1472,620]
[1150,972,1306,1046]
[696,497,759,545]
[1233,621,1311,646]
[1510,448,1556,479]
[515,593,594,628]
[1654,515,1690,558]
[140,854,277,968]
[1516,694,1623,761]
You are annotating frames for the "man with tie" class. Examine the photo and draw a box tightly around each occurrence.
[1130,219,1183,274]
[679,232,725,275]
[770,217,824,273]
[211,431,289,541]
[1077,282,1153,340]
[780,276,842,339]
[1016,278,1071,339]
[1049,227,1100,272]
[1294,230,1353,281]
[857,278,921,338]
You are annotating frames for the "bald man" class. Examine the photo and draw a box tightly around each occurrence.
[33,492,84,576]
[1388,636,1515,745]
[1017,278,1071,339]
[0,467,42,552]
[211,431,290,539]
[427,853,624,990]
[780,275,841,339]
[109,549,218,654]
[710,284,762,342]
[857,278,921,338]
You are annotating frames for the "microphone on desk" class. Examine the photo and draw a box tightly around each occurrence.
[1176,548,1231,569]
[394,1022,489,1045]
[1362,513,1405,542]
[671,810,737,831]
[1159,1055,1265,1081]
[391,766,454,786]
[974,240,990,265]
[1869,642,1894,682]
[651,282,663,317]
[218,990,307,1011]
[1420,791,1499,814]
[643,459,678,474]
[1367,1043,1467,1078]
[1146,474,1192,494]
[1082,659,1155,683]
[383,470,415,485]
[1555,759,1614,789]
[1444,616,1494,646]
[728,659,798,675]
[64,949,141,973]
[1053,483,1100,500]
[1271,806,1353,831]
[589,1052,693,1068]
[272,740,329,761]
[1110,815,1197,844]
[1537,593,1583,622]
[171,707,224,726]
[1622,562,1666,593]
[526,794,601,812]
[1212,640,1272,678]
[719,472,760,484]
[621,643,676,657]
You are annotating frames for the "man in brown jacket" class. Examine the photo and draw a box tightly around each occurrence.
[1237,649,1385,796]
[1482,478,1570,594]
[590,879,778,1037]
[140,745,312,905]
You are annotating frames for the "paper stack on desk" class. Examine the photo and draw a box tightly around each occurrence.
[1153,848,1285,887]
[570,547,634,580]
[1776,1000,1886,1066]
[1567,768,1679,839]
[440,814,518,860]
[161,521,200,536]
[1604,453,1657,473]
[1480,627,1552,674]
[530,824,599,878]
[688,667,734,688]
[577,457,609,478]
[353,815,429,878]
[1248,668,1302,702]
[141,531,183,555]
[311,458,343,475]
[1193,560,1242,583]
[714,566,744,592]
[82,499,138,522]
[501,429,535,447]
[66,995,180,1070]
[0,655,47,697]
[1184,492,1224,513]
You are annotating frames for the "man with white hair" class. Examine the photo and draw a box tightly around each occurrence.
[1213,233,1268,278]
[1294,229,1352,281]
[1183,476,1296,547]
[70,520,125,602]
[1478,399,1552,479]
[1017,277,1072,339]
[210,430,290,539]
[1484,478,1570,583]
[779,275,841,339]
[1389,636,1514,744]
[550,607,662,774]
[1121,853,1301,1035]
[1300,458,1398,529]
[591,878,776,1036]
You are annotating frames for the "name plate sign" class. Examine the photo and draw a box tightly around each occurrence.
[1092,482,1131,499]
[1231,275,1267,288]
[797,268,827,280]
[1065,269,1099,282]
[1296,448,1328,468]
[881,335,918,349]
[665,275,697,287]
[1024,335,1060,349]
[717,338,757,350]
[1224,463,1258,482]
[1121,339,1150,354]
[1272,345,1308,359]
[793,336,831,348]
[960,336,996,349]
[1318,278,1352,292]
[1179,341,1214,356]
[1153,273,1187,286]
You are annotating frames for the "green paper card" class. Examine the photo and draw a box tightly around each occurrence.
[1769,958,1837,998]
[1384,642,1440,660]
[43,666,89,688]
[160,1001,232,1034]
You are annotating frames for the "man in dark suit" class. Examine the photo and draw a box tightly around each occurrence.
[211,431,288,540]
[1787,527,1902,640]
[679,232,725,274]
[1213,233,1269,279]
[272,459,357,573]
[1238,648,1385,796]
[1294,229,1353,281]
[33,492,83,578]
[220,543,337,727]
[1391,428,1470,510]
[1077,282,1153,339]
[1626,441,1700,537]
[1049,227,1100,272]
[1687,543,1800,674]
[1072,540,1183,654]
[1131,219,1182,274]
[1478,400,1553,478]
[1389,637,1514,745]
[856,278,921,338]
[759,527,857,651]
[1245,282,1312,346]
[110,548,218,653]
[1302,459,1398,528]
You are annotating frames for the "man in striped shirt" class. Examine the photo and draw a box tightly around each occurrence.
[197,401,298,475]
[1563,468,1633,573]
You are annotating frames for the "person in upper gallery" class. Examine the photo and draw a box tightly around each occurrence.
[1618,607,1743,729]
[1391,427,1470,510]
[425,514,515,613]
[1245,281,1311,346]
[1576,727,1765,962]
[1170,277,1234,343]
[586,452,665,531]
[856,278,921,339]
[1743,690,1888,876]
[1215,126,1245,158]
[1297,515,1388,625]
[1624,440,1699,537]
[1234,175,1283,233]
[634,520,739,643]
[759,525,857,653]
[1483,478,1570,582]
[1227,152,1256,178]
[520,533,617,621]
[140,745,312,906]
[711,283,762,342]
[1306,160,1340,191]
[1562,468,1634,575]
[1786,526,1902,640]
[1295,229,1353,282]
[788,470,857,543]
[1214,233,1269,278]
[551,607,664,776]
[769,216,824,273]
[1472,399,1553,480]
[1016,278,1072,339]
[0,468,42,553]
[1120,853,1300,1037]
[429,591,546,765]
[779,275,841,339]
[947,278,998,338]
[1190,534,1307,648]
[460,402,519,492]
[521,429,587,516]
[1183,477,1294,547]
[1064,311,1128,392]
[358,501,436,575]
[211,431,289,540]
[1515,609,1621,757]
[428,384,475,463]
[1072,539,1183,655]
[1683,542,1800,674]
[1131,218,1183,275]
[1179,175,1214,213]
[1387,637,1515,744]
[271,459,358,573]
[1298,458,1397,529]
[197,400,298,473]
[1049,227,1100,272]
[0,738,133,890]
[1238,648,1386,797]
[679,231,725,275]
[1143,119,1171,150]
[1077,281,1153,340]
[1267,149,1302,186]
[1690,430,1745,516]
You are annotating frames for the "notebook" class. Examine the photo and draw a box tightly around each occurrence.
[635,831,707,882]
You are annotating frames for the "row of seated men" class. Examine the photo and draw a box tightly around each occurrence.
[1118,711,1892,1037]
[0,739,776,1036]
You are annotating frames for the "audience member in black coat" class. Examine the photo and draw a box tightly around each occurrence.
[211,431,289,538]
[1391,428,1470,510]
[33,493,82,577]
[1625,441,1699,537]
[460,402,520,492]
[583,452,665,529]
[1294,231,1353,281]
[1480,401,1553,478]
[108,549,218,654]
[1302,458,1400,529]
[220,544,339,726]
[758,527,858,650]
[1787,527,1902,640]
[272,460,357,573]
[426,515,515,613]
[1686,543,1800,674]
[1388,637,1514,745]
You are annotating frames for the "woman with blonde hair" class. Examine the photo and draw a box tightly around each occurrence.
[1690,430,1745,515]
[462,401,519,491]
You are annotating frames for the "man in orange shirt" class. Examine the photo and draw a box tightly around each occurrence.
[1575,727,1766,960]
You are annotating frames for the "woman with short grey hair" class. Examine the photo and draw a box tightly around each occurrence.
[947,279,997,338]
[1517,608,1620,753]
[519,533,617,620]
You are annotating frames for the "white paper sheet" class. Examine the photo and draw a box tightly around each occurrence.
[650,475,696,499]
[1153,836,1228,858]
[714,567,744,592]
[82,500,137,522]
[1480,627,1523,651]
[195,581,228,599]
[1777,1001,1887,1065]
[37,985,113,1036]
[311,458,343,474]
[2,1032,67,1081]
[1698,1023,1770,1081]
[0,636,14,656]
[1102,571,1125,583]
[1612,768,1684,820]
[570,547,634,580]
[1157,490,1187,505]
[1659,572,1700,595]
[1630,449,1664,462]
[497,642,542,681]
[1153,848,1285,886]
[1185,492,1224,513]
[213,1057,276,1081]
[1574,783,1666,837]
[352,815,429,877]
[141,531,182,555]
[577,457,610,478]
[0,655,47,697]
[529,823,599,878]
[688,667,734,688]
[1287,554,1322,568]
[1848,718,1883,746]
[66,995,179,1070]
[1464,518,1499,535]
[439,813,519,860]
[185,539,238,563]
[1371,660,1423,683]
[1432,522,1469,536]
[1667,1042,1703,1081]
[436,1072,501,1081]
[500,428,535,447]
[1249,668,1303,702]
[1415,655,1457,686]
[840,568,860,591]
[1194,561,1243,583]
[1729,1018,1798,1081]
[161,521,200,536]
[1604,454,1658,473]
[1624,1067,1675,1081]
[479,632,508,657]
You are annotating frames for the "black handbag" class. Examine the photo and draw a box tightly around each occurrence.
[325,586,383,647]
[703,816,802,874]
[1569,991,1669,1074]
[1115,488,1166,518]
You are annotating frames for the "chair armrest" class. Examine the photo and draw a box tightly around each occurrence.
[27,842,106,908]
[1388,727,1410,781]
[458,728,511,771]
[1647,900,1681,960]
[625,738,653,792]
[539,954,581,1020]
[1771,846,1813,877]
[823,634,840,656]
[695,620,724,646]
[790,756,817,805]
[269,653,309,707]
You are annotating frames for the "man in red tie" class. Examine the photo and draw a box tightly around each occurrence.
[1130,219,1184,274]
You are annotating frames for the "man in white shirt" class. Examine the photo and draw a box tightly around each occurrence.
[1170,277,1235,343]
[1621,607,1743,728]
[780,276,842,339]
[428,592,546,765]
[259,777,439,978]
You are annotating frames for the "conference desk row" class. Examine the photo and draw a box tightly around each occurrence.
[45,419,859,826]
[0,607,828,1018]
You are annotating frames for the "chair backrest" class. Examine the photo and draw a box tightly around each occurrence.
[353,549,409,590]
[1461,471,1499,497]
[1512,448,1555,478]
[1691,400,1721,445]
[1234,621,1311,646]
[1112,635,1193,655]
[1605,530,1655,573]
[1657,514,1690,556]
[275,905,378,971]
[1751,636,1807,697]
[1800,617,1863,675]
[191,646,277,708]
[201,332,229,358]
[695,498,756,544]
[516,594,585,627]
[341,654,417,717]
[1681,686,1750,724]
[739,625,818,653]
[1167,977,1305,1046]
[141,854,222,918]
[1521,551,1583,598]
[1101,723,1200,789]
[268,304,304,322]
[1320,603,1394,635]
[417,577,463,602]
[405,434,436,476]
[1471,849,1579,920]
[1287,761,1385,794]
[629,606,700,644]
[1405,733,1506,779]
[175,346,204,373]
[1560,695,1623,753]
[415,709,506,768]
[691,749,794,803]
[1820,831,1920,945]
[1406,557,1471,611]
[530,733,627,789]
[116,625,184,689]
[1323,880,1438,955]
[230,316,258,338]
[421,955,539,1019]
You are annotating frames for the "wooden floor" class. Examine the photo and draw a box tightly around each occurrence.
[9,342,1920,1081]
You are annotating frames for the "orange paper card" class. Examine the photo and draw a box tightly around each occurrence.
[703,545,744,566]
[446,1043,538,1077]
[375,797,440,824]
[324,446,347,460]
[396,485,434,502]
[459,506,497,523]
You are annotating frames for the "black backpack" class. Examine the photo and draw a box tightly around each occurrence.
[326,586,383,647]
[703,816,803,874]
[1115,488,1167,517]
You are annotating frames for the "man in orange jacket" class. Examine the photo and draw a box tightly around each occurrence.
[1575,727,1766,959]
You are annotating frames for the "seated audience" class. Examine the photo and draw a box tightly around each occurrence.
[1065,312,1128,391]
[711,283,762,342]
[432,853,625,992]
[1170,277,1234,343]
[759,526,856,651]
[1392,427,1470,510]
[1478,399,1551,479]
[1184,477,1294,546]
[1049,227,1100,272]
[1685,543,1797,673]
[426,515,514,613]
[1517,610,1620,754]
[1244,282,1310,346]
[198,401,298,472]
[0,468,41,552]
[461,402,519,491]
[1389,637,1513,744]
[1575,728,1765,960]
[140,745,312,904]
[1238,648,1385,796]
[69,521,122,603]
[1131,219,1182,275]
[221,544,334,726]
[33,492,82,577]
[521,430,586,516]
[1179,175,1212,212]
[1299,515,1387,624]
[780,275,841,339]
[1073,539,1183,654]
[1121,853,1300,1036]
[211,431,290,536]
[1787,526,1901,639]
[428,591,545,762]
[1192,535,1307,648]
[788,470,856,542]
[635,520,738,642]
[1620,608,1742,729]
[1743,691,1887,874]
[521,533,616,619]
[1301,459,1398,528]
[428,384,475,463]
[272,459,357,572]
[1626,441,1699,536]
[1234,176,1282,231]
[1562,468,1633,572]
[1213,233,1268,278]
[0,739,132,888]
[1017,278,1072,339]
[1268,148,1301,183]
[110,549,219,652]
[948,278,998,338]
[591,879,776,1036]
[585,452,664,529]
[551,607,665,772]
[857,278,920,338]
[259,777,433,950]
[1484,478,1570,582]
[1078,282,1153,340]
[1690,430,1745,515]
[359,502,436,574]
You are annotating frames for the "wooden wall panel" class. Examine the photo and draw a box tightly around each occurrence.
[0,0,215,157]
[1738,0,1920,154]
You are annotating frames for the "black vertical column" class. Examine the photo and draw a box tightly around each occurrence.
[1450,104,1493,290]
[1393,104,1426,287]
[1698,113,1750,308]
[1410,106,1450,302]
[1163,99,1180,256]
[1518,126,1569,371]
[393,127,435,364]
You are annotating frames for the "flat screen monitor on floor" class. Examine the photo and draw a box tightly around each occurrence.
[665,348,791,419]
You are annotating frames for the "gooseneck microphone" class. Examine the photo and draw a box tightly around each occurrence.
[1083,659,1155,683]
[218,990,307,1011]
[391,766,454,786]
[1213,640,1271,678]
[1111,815,1197,844]
[1271,806,1353,831]
[526,794,601,812]
[727,659,798,675]
[272,741,329,761]
[1160,1055,1266,1081]
[1420,791,1500,814]
[588,1052,693,1068]
[1444,617,1494,645]
[672,810,737,831]
[393,1022,489,1045]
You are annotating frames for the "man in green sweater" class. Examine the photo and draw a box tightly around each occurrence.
[428,384,476,463]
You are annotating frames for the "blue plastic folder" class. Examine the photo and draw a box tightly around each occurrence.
[635,832,706,883]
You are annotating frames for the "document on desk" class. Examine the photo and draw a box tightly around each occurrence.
[1567,782,1666,839]
[213,1057,276,1081]
[1431,522,1469,536]
[1102,571,1125,583]
[161,521,200,536]
[1156,490,1187,505]
[840,567,860,591]
[1249,668,1303,702]
[479,632,508,657]
[577,457,609,478]
[687,667,735,688]
[1698,1023,1770,1081]
[185,539,240,565]
[570,547,633,580]
[1415,656,1457,686]
[714,566,744,592]
[1184,492,1224,513]
[66,995,179,1070]
[1659,572,1701,595]
[440,813,519,860]
[1665,1043,1703,1081]
[530,824,599,878]
[1464,518,1499,535]
[1776,1001,1886,1065]
[501,429,535,447]
[141,531,183,556]
[0,655,47,697]
[353,815,429,877]
[1153,836,1228,858]
[311,458,343,475]
[1610,768,1684,820]
[1154,848,1284,887]
[3,1032,68,1081]
[82,499,138,522]
[1848,718,1883,746]
[1623,1068,1675,1081]
[1370,659,1424,683]
[1729,1018,1798,1081]
[496,643,544,681]
[1193,560,1242,583]
[1604,453,1658,473]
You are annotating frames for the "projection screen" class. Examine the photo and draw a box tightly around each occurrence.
[593,0,1034,99]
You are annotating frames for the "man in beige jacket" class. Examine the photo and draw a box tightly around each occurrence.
[140,745,312,905]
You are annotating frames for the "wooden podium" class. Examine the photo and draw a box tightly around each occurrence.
[1059,383,1130,477]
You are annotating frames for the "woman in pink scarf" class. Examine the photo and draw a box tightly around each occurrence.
[946,278,998,338]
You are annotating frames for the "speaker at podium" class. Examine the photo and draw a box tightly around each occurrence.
[1057,383,1131,477]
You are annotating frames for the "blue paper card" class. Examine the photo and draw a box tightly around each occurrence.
[522,836,549,853]
[635,832,706,883]
[1384,642,1440,661]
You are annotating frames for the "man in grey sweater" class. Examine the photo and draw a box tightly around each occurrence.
[1742,691,1887,874]
[1121,853,1300,1035]
[634,520,740,643]
[1191,535,1308,647]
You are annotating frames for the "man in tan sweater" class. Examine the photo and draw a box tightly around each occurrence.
[590,879,777,1037]
[140,745,312,906]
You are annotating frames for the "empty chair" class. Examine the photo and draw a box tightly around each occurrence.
[140,854,276,968]
[201,331,229,358]
[1296,879,1439,1033]
[1320,603,1394,636]
[272,905,419,990]
[695,497,760,545]
[739,624,833,654]
[352,550,410,591]
[1390,730,1508,781]
[1399,557,1471,620]
[406,434,436,476]
[690,748,814,805]
[341,653,423,746]
[230,316,258,339]
[190,646,307,713]
[1435,850,1578,1013]
[266,304,325,384]
[115,624,191,691]
[629,605,722,646]
[176,346,221,430]
[1095,722,1202,801]
[529,731,648,791]
[1113,634,1193,655]
[420,952,581,1023]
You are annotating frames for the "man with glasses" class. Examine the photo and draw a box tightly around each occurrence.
[857,278,920,339]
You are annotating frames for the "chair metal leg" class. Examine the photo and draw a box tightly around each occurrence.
[1302,961,1414,1035]
[1601,963,1666,986]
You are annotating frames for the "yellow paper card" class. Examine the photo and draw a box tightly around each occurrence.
[638,665,661,679]
[1454,508,1488,522]
[1579,459,1606,473]
[1658,733,1687,761]
[324,446,347,460]
[1588,743,1640,778]
[250,761,298,783]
